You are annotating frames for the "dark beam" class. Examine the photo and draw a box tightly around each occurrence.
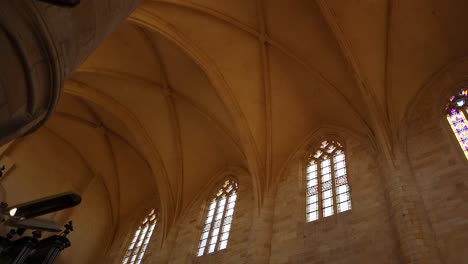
[36,0,80,7]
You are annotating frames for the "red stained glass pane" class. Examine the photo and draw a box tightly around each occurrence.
[335,176,348,186]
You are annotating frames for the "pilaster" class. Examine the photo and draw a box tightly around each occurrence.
[381,148,442,264]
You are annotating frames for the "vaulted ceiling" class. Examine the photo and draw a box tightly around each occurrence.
[54,0,468,228]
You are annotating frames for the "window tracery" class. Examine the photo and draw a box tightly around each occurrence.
[446,87,468,160]
[306,140,351,222]
[197,178,238,257]
[122,209,157,264]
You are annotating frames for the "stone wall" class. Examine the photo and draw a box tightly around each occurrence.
[133,135,403,264]
[269,136,400,264]
[116,82,468,264]
[406,74,468,264]
[141,170,254,264]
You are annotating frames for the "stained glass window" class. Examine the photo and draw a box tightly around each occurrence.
[446,87,468,160]
[197,179,238,257]
[306,140,351,222]
[122,209,157,264]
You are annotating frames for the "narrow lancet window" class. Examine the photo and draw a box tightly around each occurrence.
[197,179,238,256]
[306,140,351,222]
[446,87,468,160]
[122,209,158,264]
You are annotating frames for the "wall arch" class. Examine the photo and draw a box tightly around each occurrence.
[270,125,398,263]
[403,58,468,263]
[63,80,171,236]
[157,166,254,264]
[275,125,372,185]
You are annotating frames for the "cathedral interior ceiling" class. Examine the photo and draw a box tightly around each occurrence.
[28,0,468,227]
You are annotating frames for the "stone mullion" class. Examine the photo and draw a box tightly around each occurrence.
[132,223,146,262]
[138,222,152,260]
[126,228,139,258]
[203,199,219,255]
[135,225,146,260]
[317,159,323,219]
[215,196,229,251]
[331,153,338,215]
[140,219,156,260]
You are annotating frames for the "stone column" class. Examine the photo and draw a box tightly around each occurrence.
[381,147,442,264]
[148,226,179,264]
[0,0,141,145]
[246,189,276,264]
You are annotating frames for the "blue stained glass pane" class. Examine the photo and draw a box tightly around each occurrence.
[306,186,318,196]
[322,180,332,191]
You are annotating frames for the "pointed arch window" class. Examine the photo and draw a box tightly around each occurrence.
[446,87,468,160]
[306,140,351,222]
[197,179,238,257]
[122,209,158,264]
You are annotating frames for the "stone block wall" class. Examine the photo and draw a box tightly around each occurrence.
[269,137,400,264]
[164,175,254,264]
[406,83,468,264]
[111,94,468,264]
[113,136,407,264]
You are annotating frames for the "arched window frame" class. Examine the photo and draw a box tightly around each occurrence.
[122,209,158,264]
[305,139,352,222]
[196,178,238,257]
[445,86,468,160]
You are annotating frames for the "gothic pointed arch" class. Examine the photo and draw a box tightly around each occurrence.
[197,178,238,256]
[445,86,468,160]
[122,209,158,264]
[306,140,351,222]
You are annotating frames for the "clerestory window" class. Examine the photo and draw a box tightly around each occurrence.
[122,209,157,264]
[306,140,351,222]
[446,87,468,160]
[197,178,238,256]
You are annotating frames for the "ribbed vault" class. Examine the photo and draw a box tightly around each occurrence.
[50,0,468,240]
[1,1,468,263]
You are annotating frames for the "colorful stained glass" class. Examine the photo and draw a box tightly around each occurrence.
[446,88,468,159]
[197,179,238,256]
[447,108,468,160]
[306,140,351,222]
[122,209,157,264]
